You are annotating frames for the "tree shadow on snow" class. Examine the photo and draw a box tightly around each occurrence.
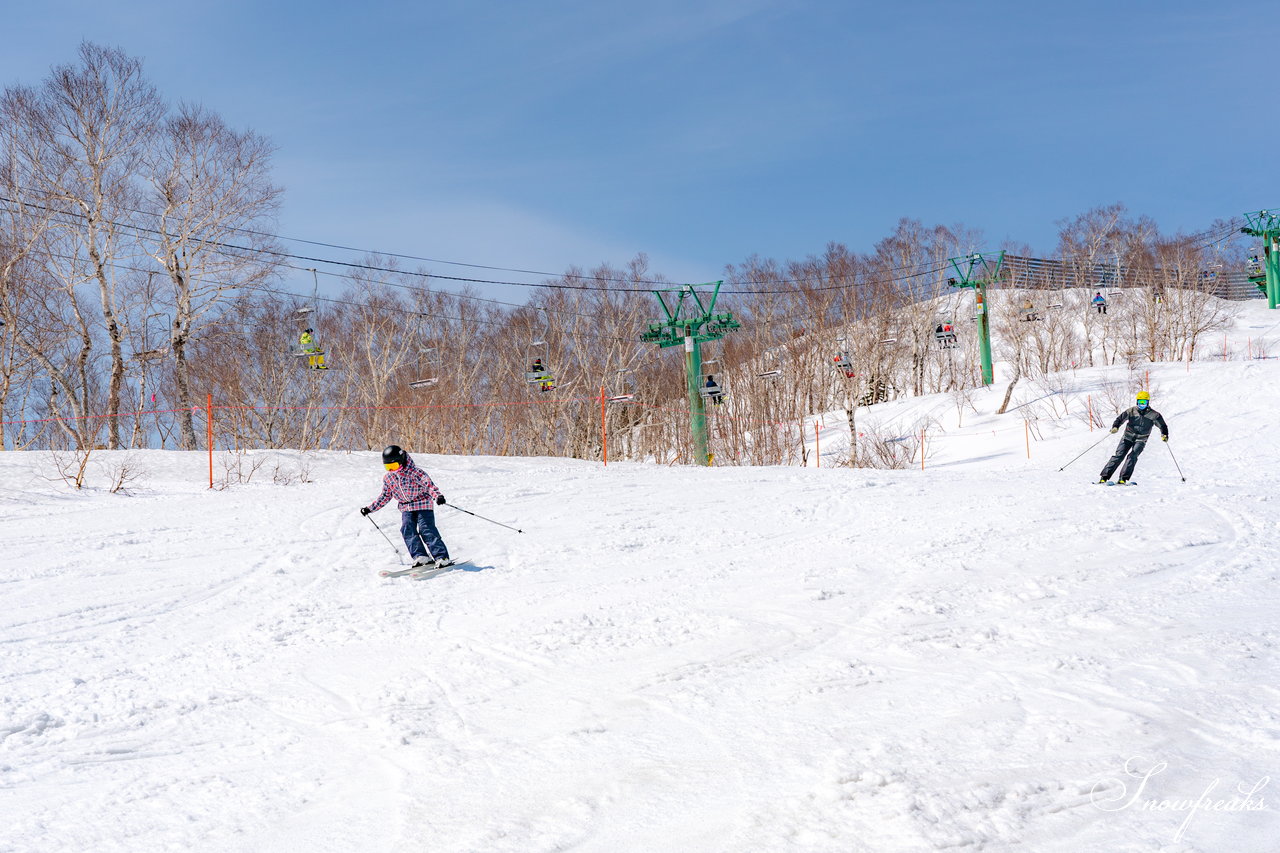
[931,451,1016,468]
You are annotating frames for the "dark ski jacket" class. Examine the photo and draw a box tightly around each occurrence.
[1112,406,1168,441]
[367,454,442,513]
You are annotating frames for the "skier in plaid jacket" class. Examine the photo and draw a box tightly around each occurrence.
[360,445,451,568]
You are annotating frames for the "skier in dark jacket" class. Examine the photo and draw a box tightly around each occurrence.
[360,445,451,568]
[1099,391,1168,484]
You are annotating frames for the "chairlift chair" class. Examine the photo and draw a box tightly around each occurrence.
[700,375,727,405]
[832,336,855,378]
[408,346,440,390]
[294,323,329,370]
[933,319,958,349]
[698,358,727,405]
[525,345,555,391]
[524,342,555,392]
[295,267,322,319]
[524,309,557,392]
[133,313,171,362]
[607,368,637,403]
[757,347,784,380]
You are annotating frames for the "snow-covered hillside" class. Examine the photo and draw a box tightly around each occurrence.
[3,303,1280,852]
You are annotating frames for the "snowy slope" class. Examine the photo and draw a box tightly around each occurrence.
[3,307,1280,852]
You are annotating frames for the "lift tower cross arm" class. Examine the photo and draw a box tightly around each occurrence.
[946,250,1005,386]
[1241,209,1280,310]
[641,281,740,466]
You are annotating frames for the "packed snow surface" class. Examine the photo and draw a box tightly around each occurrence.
[4,306,1280,851]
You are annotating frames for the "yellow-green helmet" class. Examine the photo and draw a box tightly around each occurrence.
[1136,391,1150,402]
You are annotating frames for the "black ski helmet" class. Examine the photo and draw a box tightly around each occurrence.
[382,445,407,466]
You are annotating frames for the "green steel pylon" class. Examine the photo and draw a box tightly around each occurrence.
[641,282,740,466]
[1241,210,1280,310]
[946,250,1005,386]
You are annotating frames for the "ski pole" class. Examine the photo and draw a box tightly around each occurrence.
[1165,440,1186,482]
[445,502,523,533]
[1058,432,1112,472]
[365,512,404,562]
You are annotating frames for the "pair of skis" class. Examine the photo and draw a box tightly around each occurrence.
[379,559,461,581]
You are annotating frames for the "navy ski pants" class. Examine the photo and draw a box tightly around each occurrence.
[400,509,450,561]
[1101,435,1148,482]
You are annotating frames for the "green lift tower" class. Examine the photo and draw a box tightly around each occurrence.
[641,282,740,466]
[946,250,1005,386]
[1241,209,1280,310]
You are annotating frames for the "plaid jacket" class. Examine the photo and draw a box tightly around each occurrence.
[367,455,442,513]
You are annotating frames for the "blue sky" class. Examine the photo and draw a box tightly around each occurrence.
[3,0,1272,299]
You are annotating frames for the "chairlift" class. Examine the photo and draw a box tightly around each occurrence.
[757,347,784,380]
[408,345,440,390]
[607,368,637,403]
[289,269,329,369]
[1019,298,1042,322]
[698,357,727,405]
[524,309,556,392]
[294,324,329,370]
[933,320,958,349]
[832,336,855,378]
[700,374,727,405]
[132,313,171,362]
[295,268,320,320]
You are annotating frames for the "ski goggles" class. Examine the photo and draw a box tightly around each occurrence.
[1136,400,1149,407]
[383,462,401,471]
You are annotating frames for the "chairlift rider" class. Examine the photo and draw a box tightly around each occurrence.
[833,351,855,378]
[702,374,725,405]
[299,327,328,370]
[1091,292,1107,315]
[528,358,555,392]
[934,322,957,347]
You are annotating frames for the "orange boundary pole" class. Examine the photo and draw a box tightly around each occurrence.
[814,421,820,468]
[1087,394,1093,431]
[920,427,925,471]
[1025,419,1030,459]
[206,393,214,489]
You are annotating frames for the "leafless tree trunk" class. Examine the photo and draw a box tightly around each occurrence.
[144,102,282,449]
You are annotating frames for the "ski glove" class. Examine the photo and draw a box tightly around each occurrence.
[360,506,371,516]
[1110,428,1118,434]
[1162,435,1168,442]
[436,495,446,506]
